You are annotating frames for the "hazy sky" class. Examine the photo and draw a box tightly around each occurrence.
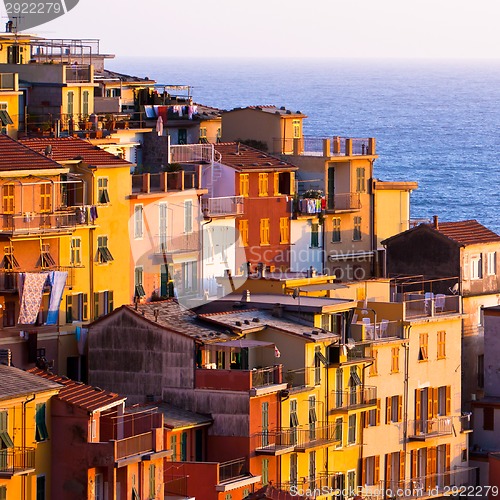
[2,0,500,59]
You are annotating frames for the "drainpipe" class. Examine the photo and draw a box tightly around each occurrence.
[22,393,36,500]
[370,169,376,277]
[403,325,411,485]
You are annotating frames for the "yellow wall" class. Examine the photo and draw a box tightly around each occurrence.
[0,74,21,139]
[374,189,411,248]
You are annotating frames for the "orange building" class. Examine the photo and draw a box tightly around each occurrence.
[29,367,170,500]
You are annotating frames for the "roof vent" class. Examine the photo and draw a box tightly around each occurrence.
[311,330,319,335]
[244,319,250,325]
[286,110,291,114]
[280,106,286,110]
[303,332,312,337]
[235,321,242,326]
[252,317,260,323]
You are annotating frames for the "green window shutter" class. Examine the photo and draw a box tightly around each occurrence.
[107,291,114,313]
[82,293,88,320]
[94,292,100,320]
[35,403,49,441]
[66,295,73,323]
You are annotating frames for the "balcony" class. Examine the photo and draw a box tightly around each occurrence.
[295,422,342,451]
[0,267,75,293]
[0,211,90,236]
[201,196,244,217]
[400,293,461,320]
[273,137,375,157]
[380,467,479,498]
[164,474,191,499]
[114,432,153,460]
[350,320,404,342]
[153,233,200,255]
[326,192,361,212]
[0,447,35,477]
[253,428,297,455]
[65,64,92,83]
[331,386,377,412]
[195,365,283,392]
[0,73,17,91]
[407,417,453,441]
[278,472,345,497]
[284,367,317,390]
[131,169,203,195]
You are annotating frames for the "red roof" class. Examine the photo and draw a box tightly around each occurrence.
[214,142,297,171]
[436,220,500,245]
[19,137,131,167]
[0,134,64,171]
[28,368,125,413]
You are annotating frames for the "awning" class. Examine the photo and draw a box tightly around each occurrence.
[208,340,274,349]
[0,110,13,126]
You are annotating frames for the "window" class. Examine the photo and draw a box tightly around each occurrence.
[391,347,399,373]
[239,174,249,197]
[181,431,187,461]
[332,217,341,242]
[238,219,249,247]
[353,216,362,241]
[258,173,269,196]
[3,301,15,327]
[369,349,378,375]
[0,411,14,450]
[134,204,143,238]
[478,354,484,389]
[347,414,356,444]
[347,470,356,497]
[93,290,113,320]
[438,386,451,416]
[419,333,429,361]
[487,252,496,275]
[224,495,232,500]
[366,399,381,427]
[279,217,289,244]
[40,184,51,212]
[356,167,366,193]
[35,403,49,441]
[483,407,494,431]
[335,417,343,445]
[184,200,193,233]
[2,184,14,213]
[67,91,74,116]
[386,395,402,423]
[39,244,56,269]
[70,237,82,266]
[0,102,13,134]
[159,202,168,250]
[262,458,269,485]
[181,261,198,294]
[260,218,270,245]
[290,399,299,444]
[437,331,446,359]
[97,236,113,263]
[37,475,46,500]
[471,254,483,279]
[262,402,269,446]
[199,127,207,139]
[82,90,89,117]
[66,293,88,322]
[0,486,6,500]
[149,464,156,498]
[170,434,177,461]
[97,178,110,204]
[309,450,316,480]
[309,396,317,439]
[314,346,323,385]
[310,223,319,248]
[135,267,145,297]
[363,456,380,486]
[292,119,301,139]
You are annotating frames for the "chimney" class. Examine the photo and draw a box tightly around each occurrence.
[272,303,283,318]
[433,215,439,230]
[241,289,251,302]
[236,142,240,155]
[0,349,12,366]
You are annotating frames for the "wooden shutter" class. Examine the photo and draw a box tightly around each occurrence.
[411,450,417,478]
[399,451,405,485]
[429,447,437,487]
[433,388,438,418]
[398,395,403,422]
[82,293,88,321]
[445,386,451,415]
[445,443,451,486]
[386,453,392,482]
[376,399,381,426]
[94,292,100,320]
[374,455,380,484]
[361,458,366,485]
[274,172,280,195]
[386,397,392,424]
[427,391,433,421]
[415,390,421,422]
[363,411,369,429]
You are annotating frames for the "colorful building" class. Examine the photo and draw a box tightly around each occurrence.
[0,363,61,500]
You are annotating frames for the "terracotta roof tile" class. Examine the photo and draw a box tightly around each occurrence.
[225,105,306,117]
[0,134,64,171]
[19,137,131,168]
[28,367,125,412]
[214,142,297,171]
[436,220,500,245]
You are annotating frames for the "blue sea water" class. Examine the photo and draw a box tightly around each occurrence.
[108,57,500,233]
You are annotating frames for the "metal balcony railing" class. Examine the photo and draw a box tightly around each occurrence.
[0,447,35,476]
[0,73,16,90]
[326,192,361,212]
[154,233,200,254]
[331,386,377,411]
[0,211,87,235]
[218,457,248,483]
[65,64,92,83]
[254,428,297,454]
[201,196,244,217]
[115,431,154,460]
[408,417,453,439]
[295,422,342,450]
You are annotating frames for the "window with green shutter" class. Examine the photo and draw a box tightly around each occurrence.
[35,403,49,441]
[149,464,156,498]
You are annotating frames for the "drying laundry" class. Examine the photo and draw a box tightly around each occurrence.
[46,271,68,325]
[18,272,49,325]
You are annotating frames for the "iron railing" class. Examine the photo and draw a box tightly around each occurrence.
[201,196,244,217]
[0,447,35,476]
[331,386,377,410]
[252,365,282,387]
[153,233,200,254]
[408,417,453,439]
[0,211,88,235]
[326,192,361,212]
[115,432,153,460]
[219,457,248,482]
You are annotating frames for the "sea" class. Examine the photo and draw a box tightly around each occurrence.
[107,57,500,234]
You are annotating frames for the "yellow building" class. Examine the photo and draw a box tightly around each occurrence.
[0,363,61,500]
[0,72,21,139]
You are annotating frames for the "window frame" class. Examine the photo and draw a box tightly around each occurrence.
[258,173,269,196]
[279,217,289,244]
[437,330,446,359]
[260,218,270,246]
[347,414,356,444]
[239,173,249,197]
[470,254,483,280]
[184,200,193,234]
[332,217,341,243]
[70,237,82,266]
[353,216,362,241]
[238,219,249,247]
[356,167,366,193]
[35,403,49,442]
[487,252,496,276]
[134,204,144,239]
[391,347,400,373]
[97,177,110,205]
[97,235,114,263]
